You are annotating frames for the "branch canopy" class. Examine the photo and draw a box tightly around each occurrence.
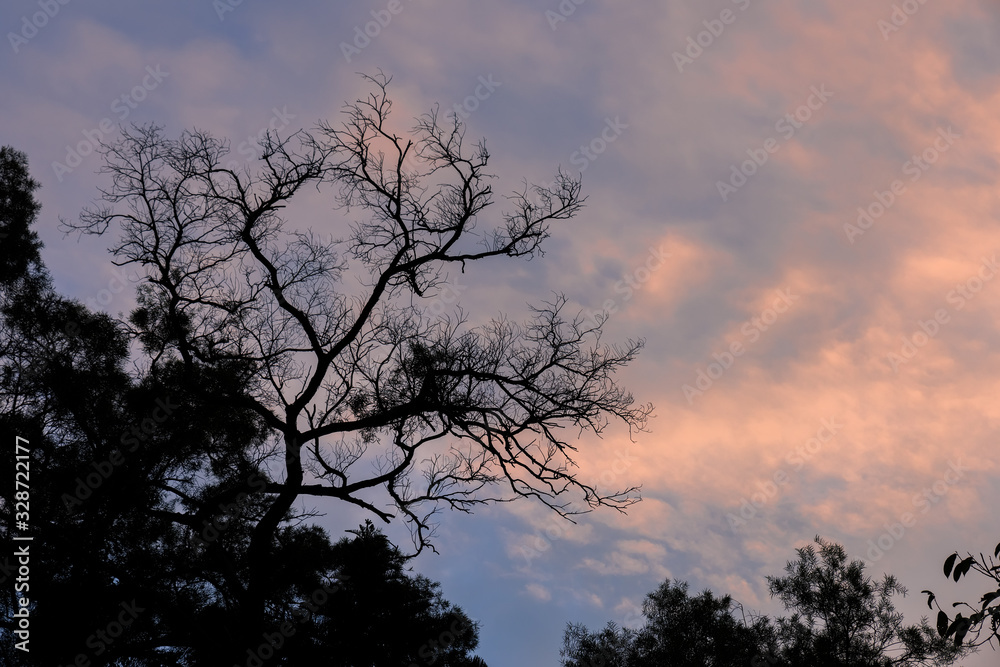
[65,72,651,554]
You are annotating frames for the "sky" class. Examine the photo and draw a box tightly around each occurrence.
[2,0,1000,664]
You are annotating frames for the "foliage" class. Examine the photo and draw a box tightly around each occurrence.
[282,520,484,666]
[560,537,968,667]
[561,580,779,667]
[768,536,964,667]
[923,540,1000,650]
[0,146,44,286]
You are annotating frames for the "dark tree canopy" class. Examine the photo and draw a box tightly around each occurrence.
[0,146,44,287]
[561,579,778,667]
[0,213,486,663]
[288,519,484,666]
[767,537,964,667]
[559,538,968,667]
[0,146,179,664]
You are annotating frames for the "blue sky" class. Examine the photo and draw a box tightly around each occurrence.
[3,1,1000,664]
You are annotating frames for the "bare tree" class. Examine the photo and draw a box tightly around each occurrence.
[66,72,651,647]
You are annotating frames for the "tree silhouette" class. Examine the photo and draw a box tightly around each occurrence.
[923,539,1000,650]
[558,537,967,667]
[560,579,779,667]
[0,167,487,663]
[2,71,649,662]
[61,71,650,655]
[0,146,43,286]
[276,520,485,666]
[0,145,338,665]
[768,536,964,667]
[0,146,176,664]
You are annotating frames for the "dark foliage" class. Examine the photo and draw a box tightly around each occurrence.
[768,537,964,667]
[560,537,967,667]
[923,540,1000,650]
[561,580,778,667]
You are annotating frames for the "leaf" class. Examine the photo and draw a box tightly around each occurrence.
[953,615,970,646]
[937,610,949,636]
[922,590,935,610]
[944,553,959,578]
[995,541,1000,558]
[954,557,975,582]
[982,591,1000,609]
